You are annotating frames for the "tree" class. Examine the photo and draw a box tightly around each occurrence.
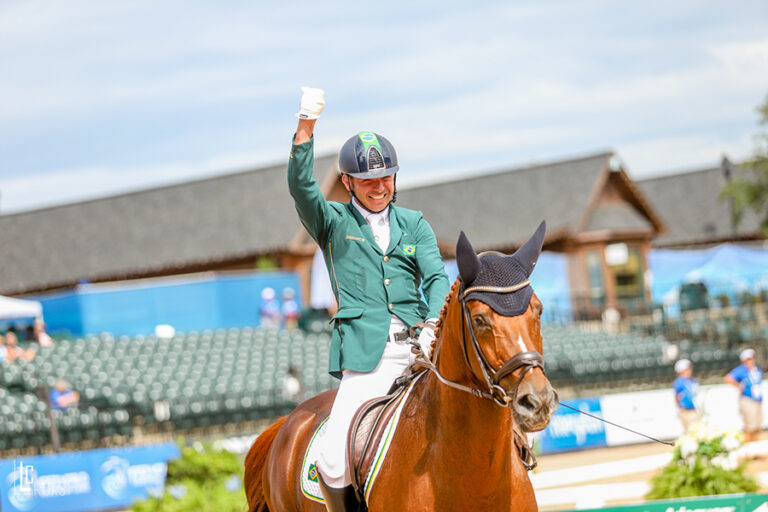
[132,439,247,512]
[720,92,768,237]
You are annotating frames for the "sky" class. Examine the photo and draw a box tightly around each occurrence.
[1,0,767,214]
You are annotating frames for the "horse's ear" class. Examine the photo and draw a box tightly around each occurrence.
[456,231,480,284]
[512,220,546,277]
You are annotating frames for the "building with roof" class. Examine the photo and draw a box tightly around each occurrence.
[395,151,665,318]
[636,157,764,249]
[2,150,761,325]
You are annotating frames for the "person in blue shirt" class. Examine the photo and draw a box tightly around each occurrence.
[673,359,699,433]
[259,287,281,329]
[281,287,301,330]
[49,379,79,412]
[725,348,763,442]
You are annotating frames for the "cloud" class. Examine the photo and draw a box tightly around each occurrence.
[618,133,756,179]
[1,1,767,213]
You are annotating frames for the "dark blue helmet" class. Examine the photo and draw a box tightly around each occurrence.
[338,131,399,179]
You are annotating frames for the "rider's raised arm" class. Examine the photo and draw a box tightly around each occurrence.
[287,87,335,245]
[294,118,315,145]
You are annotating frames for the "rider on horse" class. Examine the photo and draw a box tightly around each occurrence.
[289,87,451,512]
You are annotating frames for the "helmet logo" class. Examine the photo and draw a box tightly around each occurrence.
[359,132,377,143]
[367,146,385,171]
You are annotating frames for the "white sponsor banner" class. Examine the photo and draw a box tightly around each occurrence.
[599,383,768,447]
[602,389,680,446]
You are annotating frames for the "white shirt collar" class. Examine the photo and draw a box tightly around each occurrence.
[351,198,389,222]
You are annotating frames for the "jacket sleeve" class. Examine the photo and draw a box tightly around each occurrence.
[287,136,335,245]
[413,216,451,319]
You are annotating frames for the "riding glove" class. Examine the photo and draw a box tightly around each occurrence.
[416,319,437,360]
[296,86,325,120]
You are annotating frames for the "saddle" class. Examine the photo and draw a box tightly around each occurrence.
[346,370,422,503]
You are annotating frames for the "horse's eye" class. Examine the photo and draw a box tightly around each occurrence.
[472,315,488,329]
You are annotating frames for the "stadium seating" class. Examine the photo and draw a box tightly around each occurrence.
[0,320,745,453]
[0,325,337,453]
[541,325,741,393]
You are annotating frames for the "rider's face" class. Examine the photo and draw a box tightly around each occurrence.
[344,175,394,212]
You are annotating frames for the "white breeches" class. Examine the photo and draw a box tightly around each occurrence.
[316,340,412,488]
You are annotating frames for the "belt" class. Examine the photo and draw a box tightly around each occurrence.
[387,329,410,344]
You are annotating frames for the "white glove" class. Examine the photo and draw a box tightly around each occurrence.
[296,86,325,120]
[416,320,437,361]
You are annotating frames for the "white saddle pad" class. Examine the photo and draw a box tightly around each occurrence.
[299,374,423,504]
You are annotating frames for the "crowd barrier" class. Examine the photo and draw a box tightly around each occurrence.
[537,383,768,454]
[0,443,180,512]
[561,493,768,512]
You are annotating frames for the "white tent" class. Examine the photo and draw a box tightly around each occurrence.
[0,295,42,321]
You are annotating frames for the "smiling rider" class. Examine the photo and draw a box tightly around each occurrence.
[288,86,450,512]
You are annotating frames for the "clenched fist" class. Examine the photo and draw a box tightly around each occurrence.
[296,86,325,120]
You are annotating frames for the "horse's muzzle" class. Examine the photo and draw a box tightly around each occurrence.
[512,385,559,432]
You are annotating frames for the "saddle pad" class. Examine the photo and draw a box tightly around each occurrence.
[299,373,422,505]
[362,373,422,502]
[300,417,329,504]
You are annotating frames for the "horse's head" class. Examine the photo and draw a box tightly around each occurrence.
[440,221,558,432]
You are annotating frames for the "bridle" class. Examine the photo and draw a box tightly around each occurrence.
[418,278,546,408]
[459,280,546,407]
[413,278,546,470]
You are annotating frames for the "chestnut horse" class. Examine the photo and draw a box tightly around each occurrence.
[245,223,558,511]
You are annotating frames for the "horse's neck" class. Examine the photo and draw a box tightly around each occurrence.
[427,287,517,466]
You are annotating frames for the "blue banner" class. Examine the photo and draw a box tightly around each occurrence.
[537,398,607,453]
[28,270,302,336]
[0,443,180,512]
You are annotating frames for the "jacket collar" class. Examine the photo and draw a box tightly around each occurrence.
[347,200,404,255]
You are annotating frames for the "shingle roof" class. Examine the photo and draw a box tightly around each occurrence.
[396,152,615,251]
[0,155,337,294]
[637,166,763,247]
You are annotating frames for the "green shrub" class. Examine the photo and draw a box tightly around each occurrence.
[132,439,247,512]
[647,426,757,499]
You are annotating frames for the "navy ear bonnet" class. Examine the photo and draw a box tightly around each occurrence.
[456,221,546,316]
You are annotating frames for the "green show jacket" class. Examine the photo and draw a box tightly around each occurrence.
[288,136,451,378]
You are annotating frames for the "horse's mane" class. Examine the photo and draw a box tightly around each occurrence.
[432,278,461,350]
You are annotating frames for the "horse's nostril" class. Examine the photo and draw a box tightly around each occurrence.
[517,393,540,412]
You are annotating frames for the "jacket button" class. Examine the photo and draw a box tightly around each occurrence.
[384,279,391,285]
[383,256,389,262]
[388,304,394,310]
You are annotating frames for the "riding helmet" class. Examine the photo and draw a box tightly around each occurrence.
[338,132,399,179]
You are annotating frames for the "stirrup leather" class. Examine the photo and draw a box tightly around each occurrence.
[317,472,359,512]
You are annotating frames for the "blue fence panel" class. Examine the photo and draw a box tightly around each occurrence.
[23,292,83,337]
[537,398,607,453]
[30,271,302,337]
[0,443,180,512]
[216,273,302,329]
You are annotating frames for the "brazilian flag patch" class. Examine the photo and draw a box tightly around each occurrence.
[402,244,416,255]
[308,463,319,483]
[359,131,380,152]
